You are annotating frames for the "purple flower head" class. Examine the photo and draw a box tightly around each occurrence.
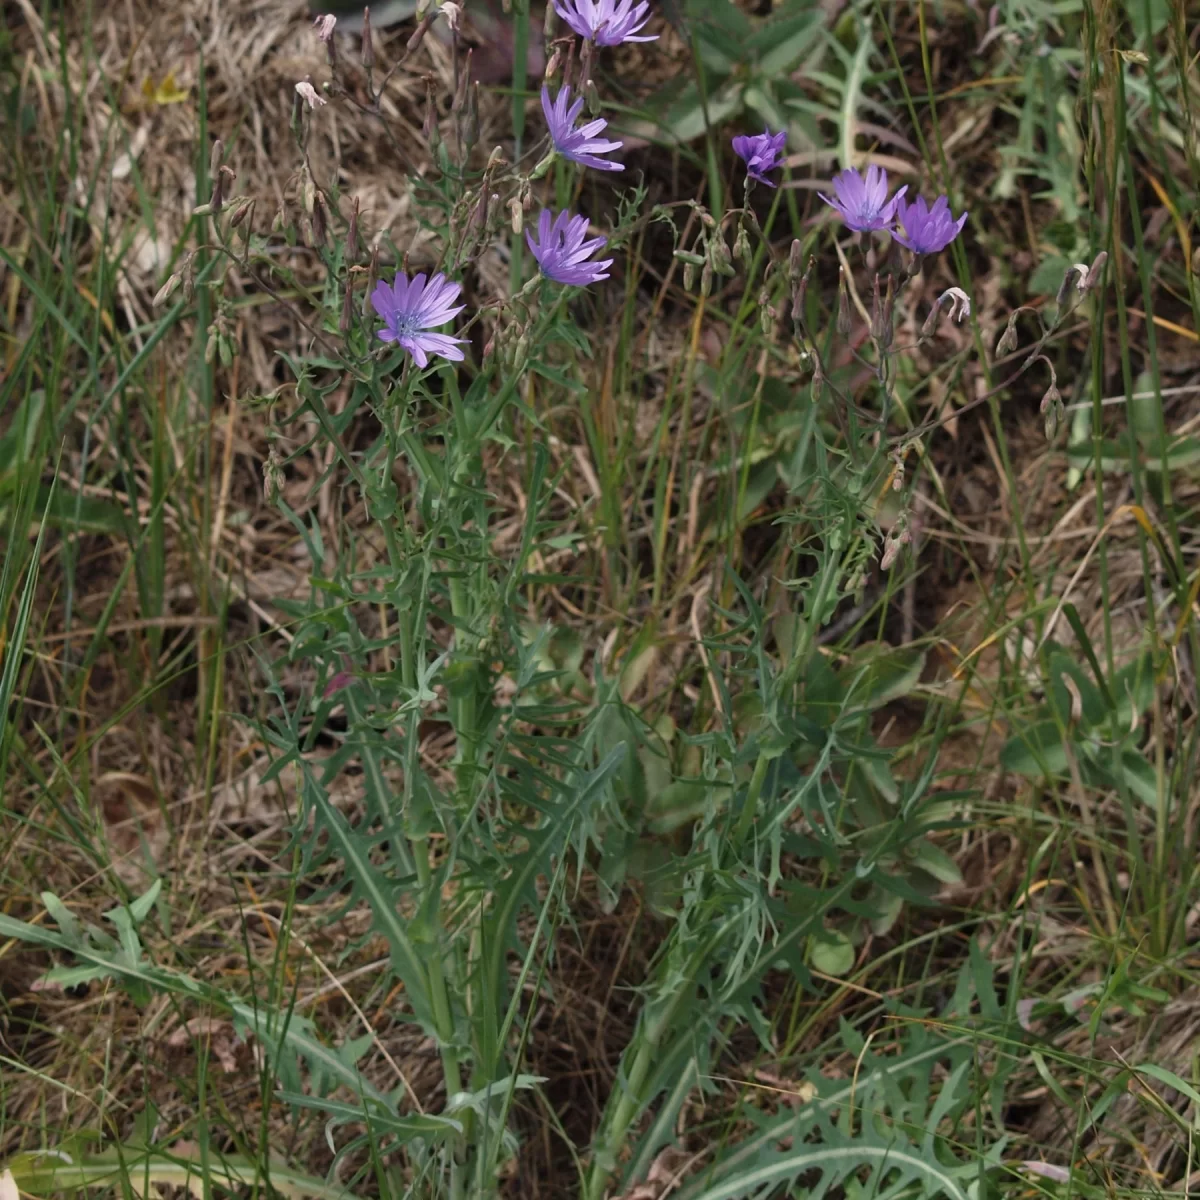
[370,271,467,368]
[732,129,787,187]
[526,210,613,287]
[892,194,968,254]
[542,86,624,172]
[553,0,657,45]
[820,165,907,233]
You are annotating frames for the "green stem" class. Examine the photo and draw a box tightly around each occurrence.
[734,750,771,844]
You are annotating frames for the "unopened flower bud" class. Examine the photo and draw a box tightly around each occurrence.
[227,195,254,228]
[545,44,563,82]
[362,243,379,317]
[453,50,471,112]
[585,78,601,117]
[837,267,851,336]
[700,261,713,297]
[423,78,441,151]
[264,444,285,505]
[463,82,480,151]
[347,197,360,262]
[361,7,374,66]
[360,7,374,65]
[407,11,436,55]
[881,533,901,571]
[509,197,523,234]
[512,333,530,373]
[340,280,354,333]
[468,189,489,236]
[209,139,224,185]
[683,260,697,292]
[310,192,327,247]
[869,273,894,347]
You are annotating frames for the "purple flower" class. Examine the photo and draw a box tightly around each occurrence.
[526,210,613,287]
[892,194,968,254]
[820,166,907,233]
[370,271,467,368]
[542,86,624,172]
[553,0,657,45]
[733,129,787,187]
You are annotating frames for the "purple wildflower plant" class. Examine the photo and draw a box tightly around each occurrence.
[542,85,624,172]
[553,0,657,45]
[370,271,467,368]
[732,129,787,187]
[891,194,968,254]
[526,210,613,287]
[820,166,907,233]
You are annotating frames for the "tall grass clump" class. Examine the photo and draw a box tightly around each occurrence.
[3,0,1200,1196]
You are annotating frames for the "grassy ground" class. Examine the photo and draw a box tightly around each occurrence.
[3,0,1200,1196]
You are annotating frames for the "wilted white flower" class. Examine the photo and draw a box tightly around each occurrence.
[940,286,971,322]
[295,80,326,109]
[312,13,337,41]
[441,1,462,30]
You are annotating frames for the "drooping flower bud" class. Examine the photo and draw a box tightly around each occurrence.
[153,271,182,308]
[759,288,776,338]
[734,224,752,270]
[995,311,1020,357]
[1084,250,1108,291]
[708,233,735,277]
